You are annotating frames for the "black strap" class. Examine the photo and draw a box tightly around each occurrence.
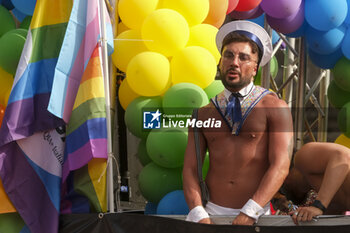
[192,108,210,207]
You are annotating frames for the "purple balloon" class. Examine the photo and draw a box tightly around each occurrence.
[229,5,263,20]
[261,0,302,19]
[266,1,304,34]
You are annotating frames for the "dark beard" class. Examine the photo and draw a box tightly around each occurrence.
[219,69,251,91]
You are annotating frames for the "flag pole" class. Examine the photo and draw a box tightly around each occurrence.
[99,0,115,213]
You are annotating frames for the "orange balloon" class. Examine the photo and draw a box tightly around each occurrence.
[0,104,5,128]
[203,0,228,28]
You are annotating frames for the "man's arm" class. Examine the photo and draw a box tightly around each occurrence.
[182,115,211,223]
[234,96,293,225]
[291,142,350,224]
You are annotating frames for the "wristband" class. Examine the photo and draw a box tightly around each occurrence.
[186,205,210,222]
[240,199,265,222]
[311,200,326,213]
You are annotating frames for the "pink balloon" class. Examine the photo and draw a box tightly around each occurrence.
[226,0,239,14]
[229,5,263,20]
[261,0,302,19]
[266,1,304,34]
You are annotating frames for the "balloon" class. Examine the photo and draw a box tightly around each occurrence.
[124,96,163,139]
[11,7,27,21]
[266,2,304,34]
[335,134,350,148]
[235,0,262,12]
[305,0,347,31]
[345,0,350,25]
[147,127,188,168]
[144,202,158,215]
[327,80,350,108]
[118,79,140,110]
[226,0,239,14]
[341,29,350,60]
[126,52,170,96]
[286,19,308,38]
[118,0,158,30]
[0,66,13,106]
[156,190,189,215]
[203,0,228,28]
[11,0,36,16]
[160,0,209,26]
[229,5,264,20]
[254,56,278,86]
[138,162,182,203]
[187,24,220,64]
[0,29,27,75]
[2,0,14,10]
[0,104,5,128]
[338,102,350,137]
[204,80,225,100]
[306,26,345,55]
[111,30,149,73]
[137,139,152,166]
[308,48,343,70]
[141,9,190,57]
[261,0,302,19]
[333,57,350,92]
[0,5,16,37]
[162,83,209,117]
[19,16,32,29]
[171,46,216,88]
[116,21,129,36]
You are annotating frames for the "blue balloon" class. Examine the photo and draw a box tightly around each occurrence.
[305,0,348,31]
[11,8,27,22]
[11,0,36,16]
[341,28,350,59]
[2,0,14,10]
[144,202,158,215]
[306,25,346,55]
[156,190,189,215]
[308,48,343,69]
[345,0,350,25]
[286,20,309,38]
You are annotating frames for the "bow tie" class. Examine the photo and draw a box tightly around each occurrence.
[226,93,242,124]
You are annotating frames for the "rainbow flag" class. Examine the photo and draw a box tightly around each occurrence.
[0,0,73,233]
[48,0,113,213]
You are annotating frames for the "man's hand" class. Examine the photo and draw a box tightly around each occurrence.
[289,206,323,225]
[232,212,256,225]
[198,218,213,224]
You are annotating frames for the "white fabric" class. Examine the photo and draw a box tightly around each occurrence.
[186,206,210,222]
[216,20,272,67]
[240,199,267,222]
[223,82,254,104]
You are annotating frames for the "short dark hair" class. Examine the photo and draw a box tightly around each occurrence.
[221,32,262,65]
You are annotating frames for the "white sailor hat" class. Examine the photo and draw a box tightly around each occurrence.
[216,20,273,67]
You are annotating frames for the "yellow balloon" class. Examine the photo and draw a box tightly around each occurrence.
[116,21,129,36]
[111,30,149,73]
[127,52,170,96]
[171,46,216,89]
[335,134,350,148]
[0,66,13,106]
[118,78,140,110]
[160,0,210,26]
[141,9,189,57]
[118,0,159,30]
[187,24,220,64]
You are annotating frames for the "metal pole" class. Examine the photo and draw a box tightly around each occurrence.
[318,70,330,142]
[295,38,306,150]
[283,38,295,108]
[261,17,271,89]
[99,0,115,213]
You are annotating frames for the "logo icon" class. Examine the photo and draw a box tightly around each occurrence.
[143,109,162,129]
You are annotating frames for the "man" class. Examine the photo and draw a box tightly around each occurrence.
[182,20,294,225]
[282,142,350,225]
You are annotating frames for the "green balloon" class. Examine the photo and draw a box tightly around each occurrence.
[204,80,224,100]
[146,127,188,168]
[333,57,350,92]
[162,82,209,117]
[338,102,350,137]
[0,5,16,38]
[0,29,27,75]
[138,162,182,203]
[202,151,209,180]
[327,80,350,108]
[254,56,278,86]
[0,213,25,233]
[137,139,152,166]
[125,96,162,139]
[20,16,32,30]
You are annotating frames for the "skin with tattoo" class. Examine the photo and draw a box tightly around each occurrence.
[283,142,350,225]
[183,40,294,225]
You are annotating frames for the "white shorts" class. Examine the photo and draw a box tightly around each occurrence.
[205,201,271,216]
